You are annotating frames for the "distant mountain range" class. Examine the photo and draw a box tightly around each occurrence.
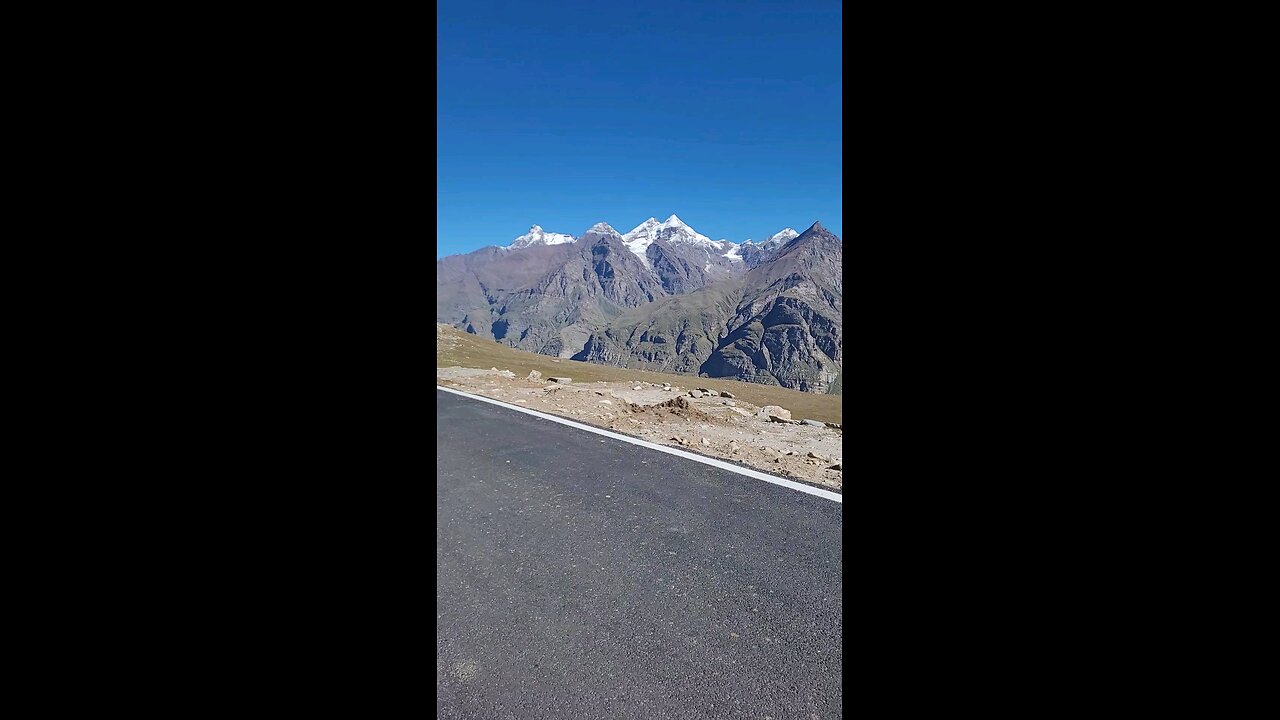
[436,216,842,393]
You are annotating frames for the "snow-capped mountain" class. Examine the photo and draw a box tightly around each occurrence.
[497,218,802,273]
[761,227,799,248]
[508,225,576,249]
[739,228,799,268]
[653,214,714,246]
[621,215,716,266]
[621,217,664,268]
[438,218,842,393]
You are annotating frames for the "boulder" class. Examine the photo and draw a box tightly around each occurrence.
[548,377,572,384]
[720,391,735,399]
[756,405,792,421]
[526,370,542,381]
[808,451,829,461]
[690,390,704,398]
[827,462,842,471]
[633,385,642,390]
[801,419,825,427]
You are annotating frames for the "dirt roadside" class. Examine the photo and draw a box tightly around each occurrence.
[437,366,843,491]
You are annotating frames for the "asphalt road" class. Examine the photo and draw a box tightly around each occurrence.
[437,388,843,719]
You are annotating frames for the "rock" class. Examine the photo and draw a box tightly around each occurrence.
[548,377,572,384]
[825,422,841,429]
[662,387,672,391]
[690,390,704,398]
[702,438,711,446]
[827,462,842,471]
[802,419,825,427]
[808,451,829,461]
[633,385,642,390]
[697,388,720,397]
[720,391,734,399]
[773,457,783,463]
[769,416,800,424]
[762,447,776,454]
[598,399,612,404]
[756,405,792,421]
[526,370,542,381]
[551,358,561,363]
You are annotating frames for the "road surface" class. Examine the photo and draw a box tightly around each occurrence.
[437,388,842,719]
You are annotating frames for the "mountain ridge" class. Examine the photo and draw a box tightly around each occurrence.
[437,217,841,392]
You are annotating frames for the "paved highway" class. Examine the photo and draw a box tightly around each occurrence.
[437,388,843,719]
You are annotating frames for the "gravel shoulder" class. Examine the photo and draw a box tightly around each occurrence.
[437,366,843,491]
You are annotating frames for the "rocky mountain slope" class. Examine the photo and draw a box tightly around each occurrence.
[437,217,842,392]
[574,222,842,392]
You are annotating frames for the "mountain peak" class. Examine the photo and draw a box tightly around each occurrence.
[588,222,618,234]
[508,224,575,249]
[663,214,684,226]
[807,220,824,232]
[762,228,799,247]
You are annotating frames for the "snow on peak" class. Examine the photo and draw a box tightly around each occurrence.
[509,224,575,249]
[622,218,664,268]
[618,214,724,265]
[587,222,618,234]
[624,217,661,237]
[763,228,799,247]
[656,214,713,245]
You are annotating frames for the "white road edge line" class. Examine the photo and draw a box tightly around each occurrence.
[437,384,842,503]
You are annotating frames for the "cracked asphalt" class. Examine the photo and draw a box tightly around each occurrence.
[437,389,843,719]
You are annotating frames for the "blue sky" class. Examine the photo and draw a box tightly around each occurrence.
[437,0,842,258]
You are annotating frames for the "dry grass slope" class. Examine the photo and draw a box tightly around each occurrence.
[437,324,842,425]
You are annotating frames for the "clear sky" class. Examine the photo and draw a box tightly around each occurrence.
[437,0,842,258]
